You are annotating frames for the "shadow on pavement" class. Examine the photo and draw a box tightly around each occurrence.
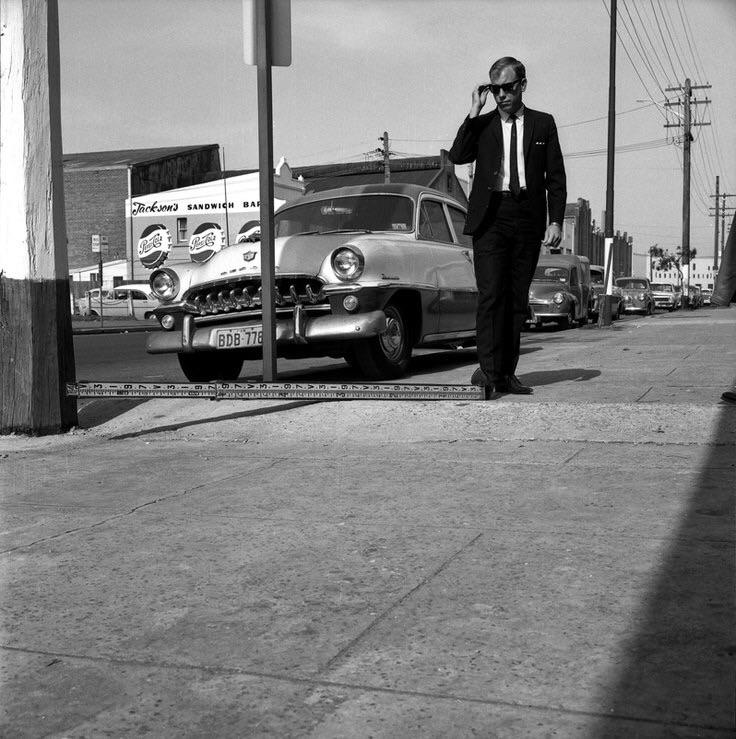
[591,402,736,734]
[76,398,149,429]
[518,368,601,386]
[109,400,323,440]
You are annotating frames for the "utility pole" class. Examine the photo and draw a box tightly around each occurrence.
[599,0,616,327]
[378,131,392,183]
[665,79,710,300]
[0,0,77,434]
[708,189,736,270]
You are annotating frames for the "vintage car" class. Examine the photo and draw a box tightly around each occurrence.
[76,284,160,319]
[650,282,678,311]
[527,254,591,329]
[614,276,655,315]
[588,264,624,320]
[701,288,712,305]
[146,183,478,380]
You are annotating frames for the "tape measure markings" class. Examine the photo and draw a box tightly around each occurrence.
[66,381,483,401]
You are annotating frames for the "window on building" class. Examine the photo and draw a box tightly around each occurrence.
[177,217,188,243]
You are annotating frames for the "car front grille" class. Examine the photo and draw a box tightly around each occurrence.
[183,276,327,316]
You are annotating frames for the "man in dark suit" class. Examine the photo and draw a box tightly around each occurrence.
[449,56,567,395]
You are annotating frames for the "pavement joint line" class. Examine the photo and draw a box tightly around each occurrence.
[319,532,485,674]
[0,645,730,735]
[0,466,282,555]
[635,386,654,402]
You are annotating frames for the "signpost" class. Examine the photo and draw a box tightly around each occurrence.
[91,233,105,327]
[244,0,291,381]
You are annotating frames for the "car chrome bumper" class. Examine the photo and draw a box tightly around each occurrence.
[147,307,387,354]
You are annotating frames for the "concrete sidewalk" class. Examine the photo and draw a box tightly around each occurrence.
[2,309,735,737]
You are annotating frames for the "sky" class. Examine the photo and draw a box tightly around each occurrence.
[58,0,736,270]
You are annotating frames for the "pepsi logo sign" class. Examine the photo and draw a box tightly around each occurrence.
[137,224,172,269]
[189,222,224,263]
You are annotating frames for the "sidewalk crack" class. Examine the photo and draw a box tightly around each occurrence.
[318,531,484,674]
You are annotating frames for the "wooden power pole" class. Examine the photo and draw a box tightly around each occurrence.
[0,0,77,434]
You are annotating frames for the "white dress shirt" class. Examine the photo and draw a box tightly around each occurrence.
[496,105,526,192]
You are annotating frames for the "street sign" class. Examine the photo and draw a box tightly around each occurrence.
[243,0,291,66]
[91,234,101,253]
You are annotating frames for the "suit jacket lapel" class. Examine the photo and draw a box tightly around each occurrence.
[490,111,502,145]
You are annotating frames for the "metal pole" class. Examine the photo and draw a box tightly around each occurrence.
[600,0,616,327]
[256,0,277,381]
[683,78,691,303]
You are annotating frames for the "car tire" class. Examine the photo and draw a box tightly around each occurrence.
[560,311,574,329]
[353,303,412,379]
[177,352,243,382]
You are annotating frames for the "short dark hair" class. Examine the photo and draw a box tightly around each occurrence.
[489,57,526,81]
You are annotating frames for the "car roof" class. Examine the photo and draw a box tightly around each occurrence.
[537,254,590,267]
[276,182,466,209]
[115,283,153,291]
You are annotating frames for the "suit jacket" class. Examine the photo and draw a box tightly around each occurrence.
[448,107,567,237]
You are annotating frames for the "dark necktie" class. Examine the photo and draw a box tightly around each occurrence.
[509,114,520,196]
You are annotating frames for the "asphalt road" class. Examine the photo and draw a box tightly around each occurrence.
[72,314,644,385]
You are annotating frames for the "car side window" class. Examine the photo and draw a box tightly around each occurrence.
[569,269,579,286]
[130,290,148,300]
[418,200,453,243]
[447,205,473,247]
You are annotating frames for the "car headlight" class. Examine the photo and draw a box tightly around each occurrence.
[553,292,564,304]
[150,268,179,301]
[331,247,364,281]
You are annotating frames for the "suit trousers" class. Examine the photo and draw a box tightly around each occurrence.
[472,194,542,381]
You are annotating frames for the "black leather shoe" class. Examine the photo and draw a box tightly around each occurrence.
[497,374,533,394]
[470,367,492,387]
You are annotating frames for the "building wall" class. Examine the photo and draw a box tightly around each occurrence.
[63,168,128,270]
[131,147,220,196]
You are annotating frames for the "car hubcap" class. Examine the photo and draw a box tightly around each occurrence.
[380,314,404,361]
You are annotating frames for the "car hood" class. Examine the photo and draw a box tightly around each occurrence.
[529,281,569,300]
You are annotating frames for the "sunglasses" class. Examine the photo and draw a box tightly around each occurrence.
[481,79,523,95]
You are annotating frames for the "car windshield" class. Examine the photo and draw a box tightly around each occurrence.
[274,195,414,237]
[650,283,673,292]
[616,279,648,289]
[591,270,605,285]
[533,266,570,282]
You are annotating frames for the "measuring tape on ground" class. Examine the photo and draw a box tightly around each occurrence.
[67,381,485,401]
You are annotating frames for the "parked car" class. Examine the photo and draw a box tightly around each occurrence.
[76,284,160,318]
[701,288,712,305]
[649,282,678,312]
[614,276,655,315]
[588,264,624,320]
[526,254,591,329]
[146,183,478,380]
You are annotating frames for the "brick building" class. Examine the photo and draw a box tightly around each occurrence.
[63,145,220,272]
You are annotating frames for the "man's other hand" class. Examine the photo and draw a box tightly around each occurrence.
[541,223,562,248]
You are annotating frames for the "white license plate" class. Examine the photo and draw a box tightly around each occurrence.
[214,325,262,349]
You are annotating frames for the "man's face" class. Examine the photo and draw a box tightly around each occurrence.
[489,65,526,115]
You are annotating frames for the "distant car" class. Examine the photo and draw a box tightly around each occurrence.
[527,254,592,329]
[588,264,624,320]
[76,284,160,319]
[701,289,712,305]
[146,183,479,381]
[650,282,678,312]
[615,276,655,315]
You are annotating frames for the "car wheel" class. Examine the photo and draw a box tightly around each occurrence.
[177,352,243,382]
[353,303,412,379]
[560,311,574,329]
